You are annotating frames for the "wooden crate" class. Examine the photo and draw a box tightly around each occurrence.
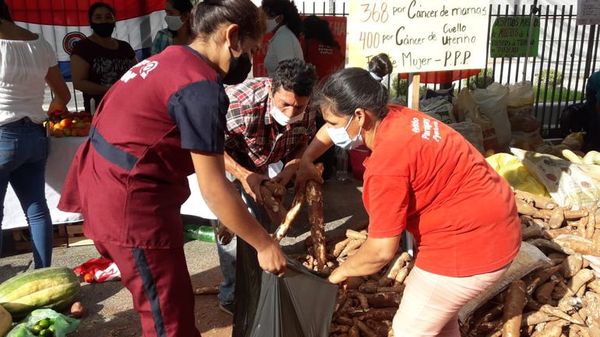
[10,224,68,253]
[65,223,93,247]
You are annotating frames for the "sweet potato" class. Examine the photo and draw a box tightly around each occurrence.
[339,239,365,258]
[346,229,368,240]
[346,277,364,290]
[333,238,352,257]
[564,210,590,220]
[568,269,595,294]
[588,279,600,294]
[503,280,527,337]
[553,235,600,256]
[522,311,559,327]
[536,279,560,305]
[395,266,410,284]
[306,175,327,271]
[545,228,577,240]
[353,308,397,321]
[538,305,584,325]
[359,280,379,294]
[273,187,304,241]
[517,198,541,216]
[336,316,354,326]
[366,292,401,308]
[382,252,410,282]
[527,266,562,295]
[355,319,378,337]
[515,190,558,210]
[587,210,597,240]
[536,320,567,337]
[354,292,369,310]
[560,254,583,279]
[348,324,360,337]
[548,209,566,229]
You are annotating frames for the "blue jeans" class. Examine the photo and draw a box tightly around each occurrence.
[0,118,52,268]
[216,185,271,306]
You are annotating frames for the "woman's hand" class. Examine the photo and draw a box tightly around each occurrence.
[256,237,287,275]
[328,266,348,284]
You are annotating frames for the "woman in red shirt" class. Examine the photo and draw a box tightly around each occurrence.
[297,68,521,337]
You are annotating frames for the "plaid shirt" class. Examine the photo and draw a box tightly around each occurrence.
[151,29,173,55]
[225,78,317,173]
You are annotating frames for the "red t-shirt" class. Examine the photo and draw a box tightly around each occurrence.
[363,105,521,277]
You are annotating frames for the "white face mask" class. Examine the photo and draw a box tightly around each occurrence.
[326,116,363,150]
[266,18,278,33]
[165,15,183,31]
[270,105,304,126]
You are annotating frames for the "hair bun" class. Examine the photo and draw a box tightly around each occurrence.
[368,53,393,80]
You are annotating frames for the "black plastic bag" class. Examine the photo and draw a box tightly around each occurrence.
[233,238,338,337]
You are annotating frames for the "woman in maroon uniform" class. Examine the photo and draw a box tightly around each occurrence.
[59,1,285,336]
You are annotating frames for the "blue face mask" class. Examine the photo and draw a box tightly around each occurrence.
[325,116,363,150]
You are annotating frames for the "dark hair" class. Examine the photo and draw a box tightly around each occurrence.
[303,15,339,48]
[368,53,393,80]
[192,0,265,42]
[316,68,389,119]
[271,59,317,98]
[0,0,13,22]
[169,0,193,14]
[261,0,302,38]
[88,2,115,22]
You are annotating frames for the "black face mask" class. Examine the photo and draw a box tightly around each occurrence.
[91,22,115,38]
[223,50,252,85]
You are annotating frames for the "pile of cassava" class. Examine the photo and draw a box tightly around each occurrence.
[297,189,600,337]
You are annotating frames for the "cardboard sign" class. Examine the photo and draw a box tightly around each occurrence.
[577,0,600,25]
[253,16,347,78]
[491,16,540,58]
[348,0,488,73]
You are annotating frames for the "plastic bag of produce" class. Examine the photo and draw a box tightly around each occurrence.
[511,148,600,209]
[459,242,550,323]
[7,309,79,337]
[508,81,535,118]
[233,242,338,337]
[450,122,484,153]
[473,83,512,150]
[454,90,500,152]
[420,96,456,124]
[486,153,548,197]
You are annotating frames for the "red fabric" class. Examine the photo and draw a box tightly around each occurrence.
[303,39,344,80]
[362,105,521,277]
[398,69,482,84]
[94,241,200,337]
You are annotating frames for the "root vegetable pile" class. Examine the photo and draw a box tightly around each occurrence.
[295,189,600,337]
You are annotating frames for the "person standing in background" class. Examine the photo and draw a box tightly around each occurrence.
[70,2,137,113]
[151,0,193,55]
[261,0,303,76]
[0,0,71,268]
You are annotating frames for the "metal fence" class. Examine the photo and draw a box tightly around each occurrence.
[53,1,598,137]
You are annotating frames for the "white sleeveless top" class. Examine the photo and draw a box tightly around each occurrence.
[0,36,57,125]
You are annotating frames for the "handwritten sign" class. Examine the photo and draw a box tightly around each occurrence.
[348,0,488,73]
[491,16,540,58]
[577,0,600,25]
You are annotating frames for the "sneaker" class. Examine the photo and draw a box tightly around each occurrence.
[219,302,234,316]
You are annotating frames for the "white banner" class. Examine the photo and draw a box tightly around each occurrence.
[348,0,489,73]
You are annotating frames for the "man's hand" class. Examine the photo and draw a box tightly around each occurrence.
[241,172,269,204]
[272,164,297,187]
[256,237,287,275]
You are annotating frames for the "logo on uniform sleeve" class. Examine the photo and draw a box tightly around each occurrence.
[120,60,159,83]
[411,117,442,142]
[62,32,86,55]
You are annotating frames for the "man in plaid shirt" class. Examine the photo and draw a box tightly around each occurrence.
[215,59,317,315]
